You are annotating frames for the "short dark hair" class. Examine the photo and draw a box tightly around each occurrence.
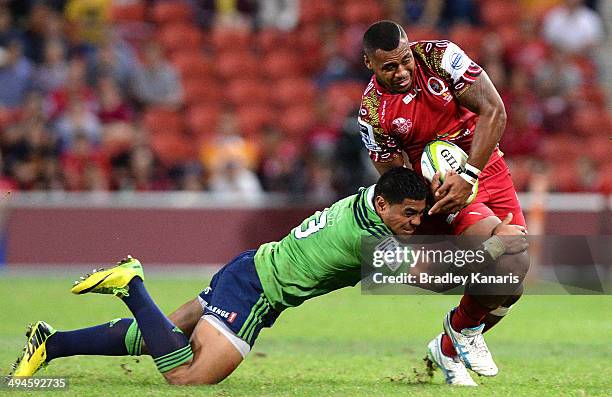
[363,20,407,55]
[374,167,428,204]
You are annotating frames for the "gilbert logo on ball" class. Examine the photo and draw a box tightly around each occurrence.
[420,140,478,204]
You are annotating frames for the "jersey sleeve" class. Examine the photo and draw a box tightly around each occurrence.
[413,40,483,97]
[358,83,402,163]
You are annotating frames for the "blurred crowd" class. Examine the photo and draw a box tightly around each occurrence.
[0,0,610,199]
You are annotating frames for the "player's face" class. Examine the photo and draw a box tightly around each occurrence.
[376,196,426,235]
[364,38,415,94]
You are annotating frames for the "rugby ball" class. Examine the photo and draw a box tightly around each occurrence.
[420,140,478,204]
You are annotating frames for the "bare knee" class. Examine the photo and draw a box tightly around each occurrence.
[163,364,220,385]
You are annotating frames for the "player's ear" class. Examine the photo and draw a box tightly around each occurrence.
[374,195,387,213]
[364,53,373,70]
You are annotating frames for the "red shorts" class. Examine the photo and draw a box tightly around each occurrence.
[417,151,526,236]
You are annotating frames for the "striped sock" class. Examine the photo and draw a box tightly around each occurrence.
[121,278,193,373]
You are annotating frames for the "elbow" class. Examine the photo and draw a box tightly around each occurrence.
[494,103,507,135]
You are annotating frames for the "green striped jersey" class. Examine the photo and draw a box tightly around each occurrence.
[254,185,392,311]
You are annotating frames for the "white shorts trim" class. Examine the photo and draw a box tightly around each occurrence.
[202,314,251,359]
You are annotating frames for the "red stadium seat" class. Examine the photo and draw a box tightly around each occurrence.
[215,51,261,81]
[236,105,277,137]
[480,0,521,28]
[278,104,316,137]
[151,133,196,167]
[182,77,222,107]
[261,49,304,78]
[185,104,222,137]
[325,81,365,119]
[171,52,214,80]
[542,134,580,163]
[143,107,183,136]
[448,24,484,60]
[595,164,612,194]
[572,107,610,137]
[341,0,384,26]
[157,24,203,53]
[226,78,269,107]
[273,77,317,108]
[406,25,441,42]
[151,1,192,25]
[586,136,612,166]
[211,25,251,51]
[300,0,336,25]
[110,1,145,23]
[255,29,284,53]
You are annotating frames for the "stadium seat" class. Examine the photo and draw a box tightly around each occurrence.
[278,104,316,138]
[171,52,214,80]
[110,1,145,23]
[151,1,192,25]
[181,77,222,107]
[151,133,196,167]
[341,0,384,26]
[215,51,261,81]
[236,105,277,138]
[143,107,183,136]
[448,24,484,60]
[261,49,303,78]
[586,136,612,166]
[480,0,521,28]
[325,80,365,119]
[157,23,203,53]
[273,77,317,108]
[185,104,222,138]
[572,106,609,137]
[226,78,269,107]
[211,25,251,51]
[542,134,580,163]
[595,164,612,194]
[406,25,441,42]
[255,28,284,53]
[299,0,336,25]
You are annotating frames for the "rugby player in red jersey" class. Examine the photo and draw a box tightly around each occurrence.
[359,21,529,385]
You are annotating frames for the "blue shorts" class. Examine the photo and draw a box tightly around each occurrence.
[198,249,280,348]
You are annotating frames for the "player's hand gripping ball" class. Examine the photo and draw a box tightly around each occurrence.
[420,140,478,205]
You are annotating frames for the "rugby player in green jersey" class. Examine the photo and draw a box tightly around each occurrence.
[10,167,527,385]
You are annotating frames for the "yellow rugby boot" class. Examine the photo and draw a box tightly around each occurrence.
[71,255,144,297]
[9,321,56,377]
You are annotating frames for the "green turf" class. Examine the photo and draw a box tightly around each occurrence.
[1,274,611,396]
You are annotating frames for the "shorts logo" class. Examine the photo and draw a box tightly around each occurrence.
[227,312,237,324]
[391,117,412,135]
[207,305,233,319]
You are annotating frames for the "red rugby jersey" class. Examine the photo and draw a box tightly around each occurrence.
[359,40,490,174]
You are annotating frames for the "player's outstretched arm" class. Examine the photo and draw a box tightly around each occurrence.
[162,317,243,385]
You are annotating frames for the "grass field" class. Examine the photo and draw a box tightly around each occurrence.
[1,274,611,396]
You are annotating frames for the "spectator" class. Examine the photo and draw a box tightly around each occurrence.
[86,39,137,92]
[208,161,263,196]
[0,39,33,108]
[34,39,69,94]
[97,77,134,124]
[130,42,182,108]
[53,99,102,152]
[256,0,299,31]
[47,57,98,119]
[61,132,109,191]
[542,0,604,55]
[0,6,24,47]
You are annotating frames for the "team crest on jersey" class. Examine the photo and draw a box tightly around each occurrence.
[391,117,412,135]
[427,77,453,105]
